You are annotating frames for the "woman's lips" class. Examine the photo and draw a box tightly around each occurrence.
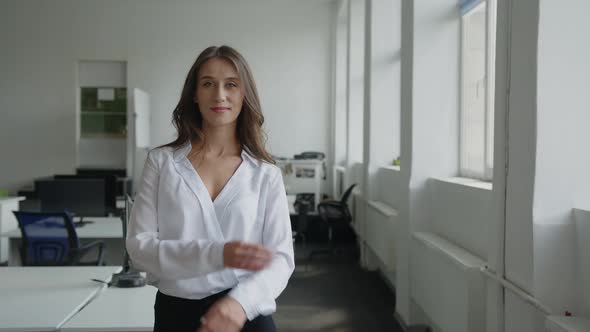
[210,106,231,113]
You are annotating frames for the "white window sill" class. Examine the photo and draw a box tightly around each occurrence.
[367,200,398,217]
[412,232,485,269]
[574,208,590,214]
[334,165,346,173]
[573,208,590,225]
[431,176,492,191]
[573,206,590,214]
[380,165,400,172]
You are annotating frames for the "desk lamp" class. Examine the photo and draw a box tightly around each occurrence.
[111,195,146,288]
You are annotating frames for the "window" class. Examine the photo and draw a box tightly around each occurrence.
[459,0,496,180]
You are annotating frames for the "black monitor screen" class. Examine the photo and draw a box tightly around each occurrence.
[37,178,106,217]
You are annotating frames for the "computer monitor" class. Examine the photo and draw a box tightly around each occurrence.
[36,178,106,218]
[54,174,117,215]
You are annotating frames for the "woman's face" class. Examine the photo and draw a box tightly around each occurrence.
[194,57,244,129]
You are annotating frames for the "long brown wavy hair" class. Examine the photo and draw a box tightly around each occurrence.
[163,45,274,164]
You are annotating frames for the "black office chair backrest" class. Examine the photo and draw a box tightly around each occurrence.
[318,202,352,222]
[339,184,357,207]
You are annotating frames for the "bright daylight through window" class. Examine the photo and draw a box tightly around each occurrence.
[459,0,496,180]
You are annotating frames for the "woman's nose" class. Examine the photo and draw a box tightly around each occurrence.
[214,86,226,102]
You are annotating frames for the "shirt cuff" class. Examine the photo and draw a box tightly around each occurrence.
[228,286,259,321]
[209,242,226,271]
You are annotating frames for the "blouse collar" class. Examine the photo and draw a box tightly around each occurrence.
[172,141,260,168]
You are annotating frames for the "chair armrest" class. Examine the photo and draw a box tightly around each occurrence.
[70,241,105,266]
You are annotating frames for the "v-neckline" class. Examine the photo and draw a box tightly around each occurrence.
[187,150,245,205]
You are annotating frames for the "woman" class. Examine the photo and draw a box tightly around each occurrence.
[127,45,295,332]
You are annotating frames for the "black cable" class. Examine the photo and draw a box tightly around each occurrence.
[90,278,112,287]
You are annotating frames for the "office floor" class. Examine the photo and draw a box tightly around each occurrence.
[275,243,404,332]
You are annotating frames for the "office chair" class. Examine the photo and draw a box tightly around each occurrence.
[308,184,357,261]
[12,211,105,266]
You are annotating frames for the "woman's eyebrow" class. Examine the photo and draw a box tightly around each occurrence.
[199,75,240,81]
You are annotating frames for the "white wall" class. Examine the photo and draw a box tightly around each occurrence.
[364,0,400,171]
[347,0,365,165]
[503,0,538,304]
[357,0,402,286]
[334,0,590,331]
[79,138,126,168]
[376,167,403,209]
[575,209,590,315]
[333,0,349,168]
[401,0,461,323]
[363,0,401,204]
[486,0,510,330]
[485,0,590,330]
[359,0,483,325]
[429,179,491,260]
[0,0,335,192]
[533,0,590,321]
[396,0,414,320]
[498,1,541,331]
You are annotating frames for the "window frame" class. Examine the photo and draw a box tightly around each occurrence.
[459,0,497,181]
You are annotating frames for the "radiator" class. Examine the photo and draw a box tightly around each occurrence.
[365,200,398,272]
[411,232,486,332]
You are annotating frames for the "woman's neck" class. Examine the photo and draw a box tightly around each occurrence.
[196,124,241,157]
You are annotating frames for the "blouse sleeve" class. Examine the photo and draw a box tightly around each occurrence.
[126,151,226,280]
[228,168,295,320]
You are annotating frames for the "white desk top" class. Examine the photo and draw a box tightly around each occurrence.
[61,284,157,332]
[0,266,120,332]
[2,217,123,239]
[0,196,25,204]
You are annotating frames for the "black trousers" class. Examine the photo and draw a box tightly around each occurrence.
[154,290,277,332]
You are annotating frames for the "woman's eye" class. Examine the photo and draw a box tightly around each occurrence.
[226,82,237,88]
[203,81,213,87]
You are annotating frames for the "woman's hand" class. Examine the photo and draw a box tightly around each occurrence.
[223,241,273,271]
[196,296,247,332]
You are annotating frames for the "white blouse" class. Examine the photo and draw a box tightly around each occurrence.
[126,142,295,320]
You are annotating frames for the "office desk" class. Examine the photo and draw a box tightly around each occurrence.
[61,284,157,332]
[2,217,124,266]
[0,266,120,332]
[287,194,318,217]
[0,196,25,263]
[278,159,324,213]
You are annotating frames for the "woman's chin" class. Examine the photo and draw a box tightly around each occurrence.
[203,118,238,129]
